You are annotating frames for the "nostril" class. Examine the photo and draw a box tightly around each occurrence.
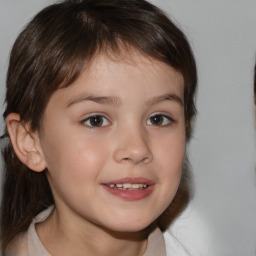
[143,156,152,164]
[113,132,153,164]
[121,157,130,162]
[113,147,153,165]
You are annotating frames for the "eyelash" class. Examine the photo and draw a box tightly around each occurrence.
[81,113,175,128]
[81,114,110,128]
[146,113,175,127]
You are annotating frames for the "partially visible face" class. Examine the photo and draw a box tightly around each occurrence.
[38,50,186,233]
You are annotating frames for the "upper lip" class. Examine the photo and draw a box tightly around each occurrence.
[103,177,155,185]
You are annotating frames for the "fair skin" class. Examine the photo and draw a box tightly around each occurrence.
[7,50,185,256]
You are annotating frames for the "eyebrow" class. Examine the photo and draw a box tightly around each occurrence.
[66,92,183,108]
[146,93,184,106]
[66,95,121,108]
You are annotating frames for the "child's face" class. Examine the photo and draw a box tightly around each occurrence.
[38,51,185,233]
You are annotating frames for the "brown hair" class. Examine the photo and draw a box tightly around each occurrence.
[1,0,197,252]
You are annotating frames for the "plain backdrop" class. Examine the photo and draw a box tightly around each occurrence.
[0,1,256,256]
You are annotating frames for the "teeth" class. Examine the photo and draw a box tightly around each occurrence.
[107,183,148,190]
[123,183,132,189]
[131,184,140,189]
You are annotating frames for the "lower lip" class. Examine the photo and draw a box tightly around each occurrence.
[102,185,154,201]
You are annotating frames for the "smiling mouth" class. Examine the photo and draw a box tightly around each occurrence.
[106,183,148,190]
[102,177,154,200]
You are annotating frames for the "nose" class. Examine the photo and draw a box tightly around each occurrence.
[113,126,153,165]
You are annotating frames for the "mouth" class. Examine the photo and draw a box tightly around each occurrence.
[106,183,148,190]
[102,177,154,201]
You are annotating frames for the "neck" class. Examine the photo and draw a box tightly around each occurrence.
[36,208,154,256]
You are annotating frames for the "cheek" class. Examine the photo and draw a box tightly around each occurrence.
[156,129,185,168]
[154,131,186,191]
[160,141,185,173]
[43,137,111,209]
[147,132,185,218]
[41,131,110,187]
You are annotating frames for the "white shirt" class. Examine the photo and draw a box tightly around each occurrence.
[6,206,190,256]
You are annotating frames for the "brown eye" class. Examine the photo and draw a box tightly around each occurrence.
[150,115,163,125]
[147,114,172,126]
[83,115,110,128]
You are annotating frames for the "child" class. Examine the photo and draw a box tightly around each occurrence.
[1,0,197,255]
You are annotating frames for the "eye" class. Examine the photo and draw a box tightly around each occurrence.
[147,114,173,126]
[82,115,110,128]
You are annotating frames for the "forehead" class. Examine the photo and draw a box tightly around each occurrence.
[47,49,184,110]
[74,49,184,92]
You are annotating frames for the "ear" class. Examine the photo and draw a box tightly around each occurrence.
[6,113,46,172]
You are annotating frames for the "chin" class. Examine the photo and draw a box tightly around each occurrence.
[104,217,155,233]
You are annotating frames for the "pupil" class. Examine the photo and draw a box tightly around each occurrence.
[90,116,102,127]
[151,115,163,125]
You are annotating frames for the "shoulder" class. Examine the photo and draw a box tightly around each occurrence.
[144,227,166,256]
[5,232,29,256]
[165,203,212,256]
[4,206,54,256]
[164,230,192,256]
[145,227,191,256]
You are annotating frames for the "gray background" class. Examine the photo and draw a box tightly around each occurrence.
[0,1,256,255]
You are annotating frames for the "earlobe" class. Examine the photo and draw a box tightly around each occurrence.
[6,113,46,172]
